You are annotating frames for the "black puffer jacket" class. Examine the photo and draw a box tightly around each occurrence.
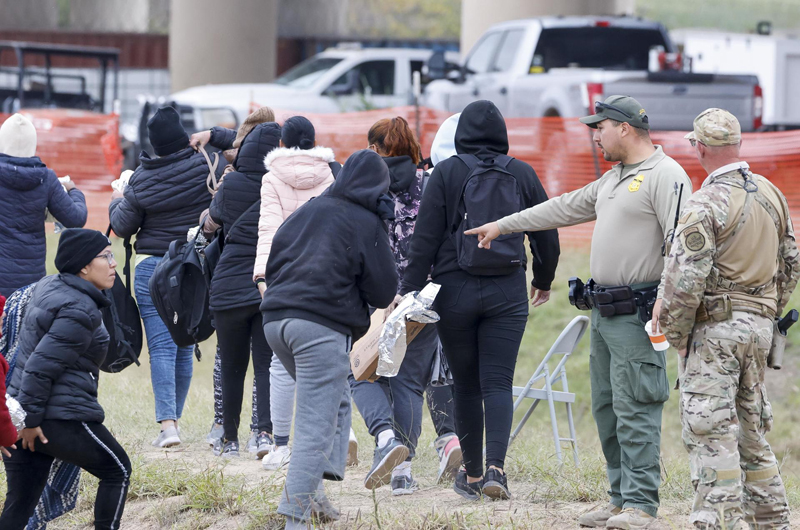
[401,100,560,294]
[260,150,397,342]
[208,123,281,311]
[8,274,111,427]
[108,147,222,255]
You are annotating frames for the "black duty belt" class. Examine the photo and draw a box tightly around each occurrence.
[569,277,658,322]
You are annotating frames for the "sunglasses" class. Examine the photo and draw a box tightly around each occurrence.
[595,101,634,120]
[96,252,115,265]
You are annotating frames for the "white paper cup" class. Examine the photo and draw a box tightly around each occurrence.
[644,320,669,351]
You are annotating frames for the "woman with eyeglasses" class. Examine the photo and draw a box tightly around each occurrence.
[0,229,132,530]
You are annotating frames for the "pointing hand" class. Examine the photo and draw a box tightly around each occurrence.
[464,222,501,249]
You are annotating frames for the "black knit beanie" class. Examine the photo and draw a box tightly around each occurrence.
[148,106,190,156]
[55,229,112,275]
[281,116,315,149]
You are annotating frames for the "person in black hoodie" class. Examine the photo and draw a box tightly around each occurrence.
[108,106,223,448]
[0,229,131,530]
[207,122,281,459]
[262,149,397,528]
[400,101,560,500]
[349,116,462,495]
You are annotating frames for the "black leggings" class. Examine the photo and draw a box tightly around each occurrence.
[0,420,131,530]
[213,304,272,441]
[434,270,528,478]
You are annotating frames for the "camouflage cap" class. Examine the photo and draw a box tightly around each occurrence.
[580,95,650,130]
[684,108,741,146]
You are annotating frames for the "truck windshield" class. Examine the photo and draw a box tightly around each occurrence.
[274,57,343,89]
[533,27,669,71]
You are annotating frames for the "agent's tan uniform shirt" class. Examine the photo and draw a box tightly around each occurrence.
[497,146,692,292]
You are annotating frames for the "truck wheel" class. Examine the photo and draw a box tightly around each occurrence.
[544,108,561,117]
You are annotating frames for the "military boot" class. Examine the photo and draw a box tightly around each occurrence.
[578,503,622,527]
[606,508,656,529]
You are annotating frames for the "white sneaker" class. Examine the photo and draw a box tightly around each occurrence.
[262,445,291,470]
[152,426,181,448]
[347,428,359,467]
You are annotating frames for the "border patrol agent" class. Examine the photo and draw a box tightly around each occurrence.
[659,108,798,529]
[466,95,692,528]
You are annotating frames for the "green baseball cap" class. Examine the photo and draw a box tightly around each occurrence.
[580,95,650,130]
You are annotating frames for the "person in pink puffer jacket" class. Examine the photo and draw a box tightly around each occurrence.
[254,116,337,471]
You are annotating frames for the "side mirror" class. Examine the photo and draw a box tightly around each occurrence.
[426,51,446,81]
[325,70,358,97]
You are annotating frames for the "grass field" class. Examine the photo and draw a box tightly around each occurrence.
[3,236,798,528]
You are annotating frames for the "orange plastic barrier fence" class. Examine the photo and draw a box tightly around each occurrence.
[277,106,800,245]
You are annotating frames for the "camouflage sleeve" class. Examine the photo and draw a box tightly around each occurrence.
[777,210,800,315]
[659,201,716,350]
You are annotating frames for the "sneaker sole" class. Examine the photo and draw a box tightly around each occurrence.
[347,439,359,467]
[453,483,481,501]
[256,446,272,459]
[437,445,463,483]
[262,459,289,471]
[363,445,409,490]
[391,486,418,496]
[155,437,181,448]
[482,480,510,500]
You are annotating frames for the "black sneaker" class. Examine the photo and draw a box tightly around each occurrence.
[363,439,409,490]
[482,467,510,500]
[213,439,240,458]
[391,474,419,496]
[453,469,482,500]
[256,431,273,459]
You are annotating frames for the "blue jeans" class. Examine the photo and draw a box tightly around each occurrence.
[135,256,194,423]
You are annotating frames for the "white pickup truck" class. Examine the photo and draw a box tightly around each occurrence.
[165,47,448,129]
[422,16,763,131]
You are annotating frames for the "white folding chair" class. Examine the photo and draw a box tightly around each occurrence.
[509,315,589,466]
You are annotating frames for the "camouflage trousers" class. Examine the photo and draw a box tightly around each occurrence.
[680,311,790,529]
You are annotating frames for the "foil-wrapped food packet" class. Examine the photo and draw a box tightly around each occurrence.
[377,283,441,377]
[5,394,26,436]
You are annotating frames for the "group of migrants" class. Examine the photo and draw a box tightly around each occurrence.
[0,92,794,530]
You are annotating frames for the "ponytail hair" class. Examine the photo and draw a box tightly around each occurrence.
[367,117,421,165]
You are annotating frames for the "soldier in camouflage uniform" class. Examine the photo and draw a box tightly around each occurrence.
[658,108,800,529]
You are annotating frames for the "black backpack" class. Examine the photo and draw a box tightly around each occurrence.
[451,154,525,275]
[100,228,143,373]
[148,234,215,348]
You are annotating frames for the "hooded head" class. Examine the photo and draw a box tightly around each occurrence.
[148,106,190,156]
[234,122,281,174]
[0,113,37,158]
[328,149,390,213]
[430,112,460,166]
[455,101,508,158]
[233,106,276,149]
[281,116,315,150]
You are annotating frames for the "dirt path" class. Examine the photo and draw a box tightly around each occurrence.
[114,442,709,529]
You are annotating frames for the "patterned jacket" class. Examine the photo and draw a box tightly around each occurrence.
[384,156,424,288]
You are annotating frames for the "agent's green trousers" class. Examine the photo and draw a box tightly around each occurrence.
[590,307,670,518]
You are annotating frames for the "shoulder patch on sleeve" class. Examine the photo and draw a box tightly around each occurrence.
[682,227,707,252]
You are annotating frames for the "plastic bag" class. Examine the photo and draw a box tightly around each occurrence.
[377,283,441,377]
[5,394,25,437]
